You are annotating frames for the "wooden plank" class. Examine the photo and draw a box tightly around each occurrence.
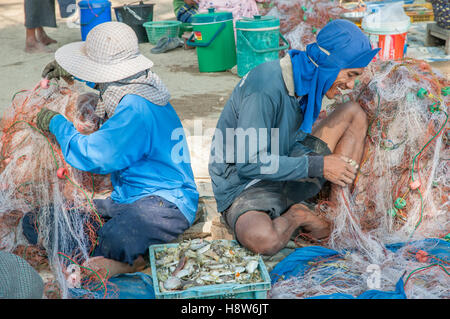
[426,22,450,54]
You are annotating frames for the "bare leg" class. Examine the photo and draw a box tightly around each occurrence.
[312,101,368,159]
[235,204,330,256]
[233,103,367,256]
[25,28,38,51]
[312,101,368,200]
[36,27,57,45]
[83,255,147,279]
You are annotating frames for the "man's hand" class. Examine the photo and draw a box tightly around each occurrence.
[36,108,60,132]
[323,154,358,187]
[184,0,197,6]
[42,60,73,81]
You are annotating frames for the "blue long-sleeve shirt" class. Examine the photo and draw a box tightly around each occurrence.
[49,94,199,225]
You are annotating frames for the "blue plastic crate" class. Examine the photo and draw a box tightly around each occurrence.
[149,240,271,299]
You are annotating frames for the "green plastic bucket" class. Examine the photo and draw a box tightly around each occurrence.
[187,8,236,72]
[179,22,193,37]
[236,15,289,77]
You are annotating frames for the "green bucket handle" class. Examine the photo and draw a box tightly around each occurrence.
[186,22,226,48]
[239,31,290,54]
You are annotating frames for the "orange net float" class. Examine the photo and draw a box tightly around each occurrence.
[40,78,50,89]
[57,167,69,179]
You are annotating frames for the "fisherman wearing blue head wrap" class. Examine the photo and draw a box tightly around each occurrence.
[209,20,380,255]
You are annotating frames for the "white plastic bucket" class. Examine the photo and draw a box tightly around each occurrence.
[362,4,411,61]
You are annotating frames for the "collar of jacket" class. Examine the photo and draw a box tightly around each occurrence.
[280,54,296,97]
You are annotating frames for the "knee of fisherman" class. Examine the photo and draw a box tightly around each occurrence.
[31,22,199,277]
[208,20,379,256]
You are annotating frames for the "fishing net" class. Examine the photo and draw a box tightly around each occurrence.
[327,59,449,248]
[269,240,450,299]
[0,80,115,299]
[270,59,450,299]
[261,0,352,50]
[261,0,450,298]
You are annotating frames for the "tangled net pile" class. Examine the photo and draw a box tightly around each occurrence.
[270,59,449,299]
[261,0,356,50]
[0,81,116,298]
[270,240,450,299]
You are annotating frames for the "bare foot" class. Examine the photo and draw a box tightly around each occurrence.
[37,28,57,46]
[289,203,331,240]
[83,255,147,279]
[25,40,52,53]
[37,34,57,46]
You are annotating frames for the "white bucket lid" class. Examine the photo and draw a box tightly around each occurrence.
[362,2,410,34]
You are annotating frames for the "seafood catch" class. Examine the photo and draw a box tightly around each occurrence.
[155,240,264,291]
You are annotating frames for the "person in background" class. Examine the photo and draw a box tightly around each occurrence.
[24,0,58,52]
[24,0,76,53]
[173,0,260,26]
[173,0,199,23]
[197,0,259,23]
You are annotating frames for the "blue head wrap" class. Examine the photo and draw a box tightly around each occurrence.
[289,19,380,133]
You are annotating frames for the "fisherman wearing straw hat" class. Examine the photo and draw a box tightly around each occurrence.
[33,22,199,276]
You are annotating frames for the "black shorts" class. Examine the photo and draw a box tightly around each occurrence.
[223,133,331,233]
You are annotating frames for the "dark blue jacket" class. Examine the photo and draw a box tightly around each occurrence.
[209,58,324,212]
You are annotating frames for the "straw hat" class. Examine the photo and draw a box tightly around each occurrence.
[55,22,154,83]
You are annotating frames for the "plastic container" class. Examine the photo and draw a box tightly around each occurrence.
[362,3,411,61]
[149,240,272,299]
[179,22,193,37]
[114,1,154,43]
[143,21,181,44]
[403,3,434,23]
[186,8,236,72]
[79,0,112,41]
[235,15,289,77]
[340,11,369,28]
[366,0,415,13]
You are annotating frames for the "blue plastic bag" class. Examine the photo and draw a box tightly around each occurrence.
[269,239,449,299]
[69,271,155,299]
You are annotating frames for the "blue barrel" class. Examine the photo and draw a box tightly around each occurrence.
[79,0,112,41]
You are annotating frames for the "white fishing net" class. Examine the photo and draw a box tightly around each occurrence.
[261,0,350,50]
[270,58,449,299]
[0,80,113,298]
[270,241,450,299]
